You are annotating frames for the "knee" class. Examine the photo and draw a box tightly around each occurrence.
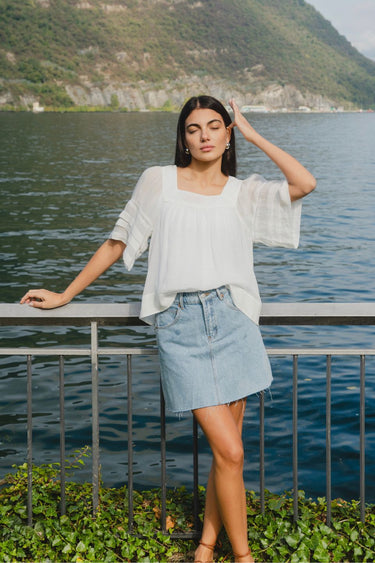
[215,442,244,472]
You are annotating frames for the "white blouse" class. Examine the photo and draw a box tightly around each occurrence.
[110,165,302,325]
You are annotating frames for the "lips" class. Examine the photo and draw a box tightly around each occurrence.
[201,145,214,152]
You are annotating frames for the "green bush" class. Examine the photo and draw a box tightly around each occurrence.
[0,451,374,561]
[31,83,75,107]
[110,93,120,110]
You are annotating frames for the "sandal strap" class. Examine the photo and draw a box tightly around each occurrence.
[199,540,215,551]
[233,549,252,558]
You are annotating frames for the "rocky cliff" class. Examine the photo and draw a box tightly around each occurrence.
[1,0,374,110]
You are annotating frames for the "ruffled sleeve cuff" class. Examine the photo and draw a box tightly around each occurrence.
[109,200,152,271]
[239,174,302,248]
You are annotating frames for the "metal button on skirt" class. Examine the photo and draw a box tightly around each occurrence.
[155,286,272,413]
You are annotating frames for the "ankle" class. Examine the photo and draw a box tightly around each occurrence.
[199,539,216,550]
[233,548,254,562]
[194,540,215,563]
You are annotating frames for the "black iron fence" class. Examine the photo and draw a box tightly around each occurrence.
[1,302,374,534]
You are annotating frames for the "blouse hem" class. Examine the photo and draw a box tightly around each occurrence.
[140,284,262,326]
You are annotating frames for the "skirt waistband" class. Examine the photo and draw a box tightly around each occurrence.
[176,286,228,306]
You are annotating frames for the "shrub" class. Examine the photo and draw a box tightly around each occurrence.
[1,452,374,561]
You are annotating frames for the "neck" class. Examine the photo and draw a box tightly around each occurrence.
[187,158,225,183]
[177,158,228,195]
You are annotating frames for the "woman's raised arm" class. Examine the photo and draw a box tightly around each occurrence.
[20,238,126,309]
[228,99,316,201]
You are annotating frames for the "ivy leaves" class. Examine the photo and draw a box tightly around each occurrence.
[245,491,375,563]
[0,457,374,561]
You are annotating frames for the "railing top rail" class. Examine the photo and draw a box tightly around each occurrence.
[0,302,375,326]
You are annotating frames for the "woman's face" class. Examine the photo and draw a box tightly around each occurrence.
[184,108,230,164]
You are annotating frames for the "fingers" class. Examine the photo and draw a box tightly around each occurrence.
[20,289,52,309]
[21,289,41,304]
[228,98,258,143]
[227,99,237,132]
[228,98,244,129]
[229,98,239,113]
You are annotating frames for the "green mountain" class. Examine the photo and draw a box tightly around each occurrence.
[1,0,375,110]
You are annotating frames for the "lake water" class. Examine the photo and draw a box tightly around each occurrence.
[0,111,374,501]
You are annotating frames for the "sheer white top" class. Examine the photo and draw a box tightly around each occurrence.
[110,165,302,325]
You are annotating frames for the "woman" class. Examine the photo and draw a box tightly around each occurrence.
[21,96,316,562]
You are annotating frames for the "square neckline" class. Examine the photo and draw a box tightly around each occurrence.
[174,165,232,198]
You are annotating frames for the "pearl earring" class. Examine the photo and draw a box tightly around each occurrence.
[226,142,231,150]
[184,147,190,155]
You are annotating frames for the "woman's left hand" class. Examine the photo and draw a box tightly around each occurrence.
[228,98,260,144]
[228,99,316,200]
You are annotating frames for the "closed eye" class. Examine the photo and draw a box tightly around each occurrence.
[185,119,224,133]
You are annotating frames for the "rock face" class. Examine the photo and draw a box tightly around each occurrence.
[64,75,335,111]
[2,0,375,110]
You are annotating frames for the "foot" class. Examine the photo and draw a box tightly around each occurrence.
[234,549,254,563]
[194,540,215,563]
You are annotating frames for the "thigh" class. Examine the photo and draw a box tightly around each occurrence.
[229,398,247,437]
[193,403,244,461]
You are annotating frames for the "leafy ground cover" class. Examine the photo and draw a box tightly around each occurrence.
[0,453,374,562]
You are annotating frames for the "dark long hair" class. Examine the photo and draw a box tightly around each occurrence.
[174,95,236,177]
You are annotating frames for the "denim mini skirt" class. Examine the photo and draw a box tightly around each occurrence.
[155,286,272,413]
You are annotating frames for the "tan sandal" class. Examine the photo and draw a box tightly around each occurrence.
[194,540,215,563]
[233,549,254,562]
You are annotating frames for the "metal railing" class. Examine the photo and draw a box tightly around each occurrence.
[1,302,374,533]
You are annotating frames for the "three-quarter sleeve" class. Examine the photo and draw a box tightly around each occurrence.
[237,174,302,248]
[110,166,162,270]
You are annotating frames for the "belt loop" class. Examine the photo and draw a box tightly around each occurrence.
[179,293,184,308]
[216,288,224,300]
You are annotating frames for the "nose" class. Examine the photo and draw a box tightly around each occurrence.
[200,127,210,141]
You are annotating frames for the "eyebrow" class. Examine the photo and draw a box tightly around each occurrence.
[186,118,223,129]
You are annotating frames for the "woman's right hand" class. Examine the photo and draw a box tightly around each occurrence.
[19,239,126,310]
[20,289,69,309]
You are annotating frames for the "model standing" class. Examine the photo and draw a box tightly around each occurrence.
[21,96,315,562]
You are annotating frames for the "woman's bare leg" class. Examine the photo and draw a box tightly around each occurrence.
[198,401,246,546]
[193,400,254,562]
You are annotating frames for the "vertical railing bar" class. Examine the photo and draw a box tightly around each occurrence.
[59,355,66,516]
[27,355,33,527]
[127,354,134,533]
[192,416,200,533]
[293,354,299,522]
[359,354,366,523]
[91,321,100,516]
[326,355,332,525]
[259,391,265,515]
[160,381,167,534]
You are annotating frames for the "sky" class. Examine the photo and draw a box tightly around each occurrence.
[307,0,375,60]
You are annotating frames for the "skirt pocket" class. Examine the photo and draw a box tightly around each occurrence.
[155,303,182,330]
[220,289,242,313]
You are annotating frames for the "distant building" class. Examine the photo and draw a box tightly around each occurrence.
[241,105,269,113]
[32,102,44,113]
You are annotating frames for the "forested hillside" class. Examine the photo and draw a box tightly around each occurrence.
[1,0,375,110]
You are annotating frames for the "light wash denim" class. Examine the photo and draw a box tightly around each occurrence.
[155,286,272,413]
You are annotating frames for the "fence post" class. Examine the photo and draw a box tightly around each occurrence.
[91,321,100,516]
[27,355,33,526]
[127,354,134,532]
[259,391,265,515]
[360,355,366,523]
[59,355,66,516]
[293,355,299,522]
[326,355,332,525]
